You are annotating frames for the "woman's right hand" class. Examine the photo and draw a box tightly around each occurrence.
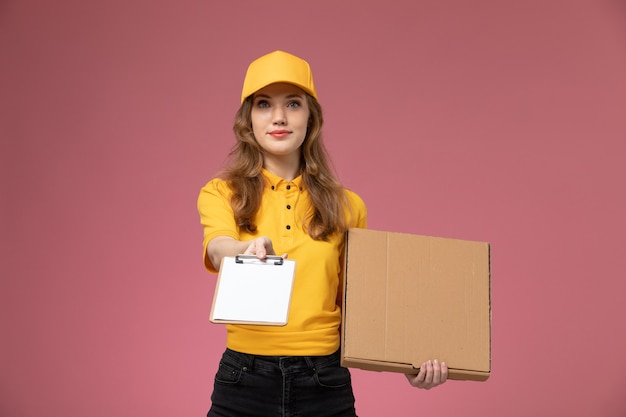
[243,236,276,259]
[208,236,287,272]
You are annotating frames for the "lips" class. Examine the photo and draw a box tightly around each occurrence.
[269,130,290,138]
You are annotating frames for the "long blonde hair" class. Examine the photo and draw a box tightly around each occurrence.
[220,94,348,241]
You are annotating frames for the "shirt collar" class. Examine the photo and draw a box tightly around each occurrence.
[261,168,303,190]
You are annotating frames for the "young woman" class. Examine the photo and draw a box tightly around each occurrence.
[198,50,447,417]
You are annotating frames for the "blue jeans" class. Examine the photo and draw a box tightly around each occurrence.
[207,348,358,417]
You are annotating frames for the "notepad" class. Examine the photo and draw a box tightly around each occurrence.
[210,255,296,326]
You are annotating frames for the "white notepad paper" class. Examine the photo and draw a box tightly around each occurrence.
[210,255,296,326]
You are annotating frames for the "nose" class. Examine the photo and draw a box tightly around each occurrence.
[272,107,286,125]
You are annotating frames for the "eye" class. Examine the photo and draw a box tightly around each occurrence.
[255,99,270,108]
[287,100,301,108]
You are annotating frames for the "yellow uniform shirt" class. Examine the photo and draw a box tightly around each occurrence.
[197,169,367,356]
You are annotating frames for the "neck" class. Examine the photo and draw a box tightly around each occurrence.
[263,154,301,181]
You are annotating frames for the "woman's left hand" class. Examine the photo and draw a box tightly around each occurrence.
[404,359,448,390]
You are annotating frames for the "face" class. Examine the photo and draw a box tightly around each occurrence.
[250,82,310,165]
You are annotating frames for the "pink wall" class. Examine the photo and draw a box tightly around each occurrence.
[2,1,625,416]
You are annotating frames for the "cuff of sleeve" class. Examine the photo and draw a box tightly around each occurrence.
[202,231,240,274]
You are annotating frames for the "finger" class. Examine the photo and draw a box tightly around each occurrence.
[441,361,448,383]
[244,240,257,255]
[432,359,442,384]
[413,363,427,387]
[263,237,276,256]
[255,237,268,259]
[404,373,415,385]
[424,360,434,385]
[404,366,422,387]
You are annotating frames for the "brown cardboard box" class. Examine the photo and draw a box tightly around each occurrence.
[341,228,491,381]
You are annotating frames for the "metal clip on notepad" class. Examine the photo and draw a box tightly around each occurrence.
[235,254,284,265]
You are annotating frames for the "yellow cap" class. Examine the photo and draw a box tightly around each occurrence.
[240,50,317,103]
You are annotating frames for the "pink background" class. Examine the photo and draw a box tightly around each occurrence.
[2,1,625,416]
